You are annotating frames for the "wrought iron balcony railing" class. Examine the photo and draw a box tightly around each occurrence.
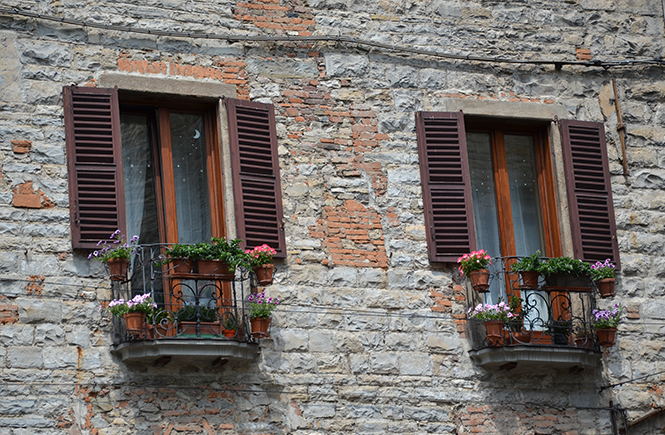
[109,244,261,349]
[465,257,602,355]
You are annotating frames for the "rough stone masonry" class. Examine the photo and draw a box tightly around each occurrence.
[1,0,665,434]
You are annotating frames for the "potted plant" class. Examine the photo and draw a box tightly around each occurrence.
[162,243,195,277]
[457,250,493,292]
[573,323,594,349]
[247,291,279,338]
[592,303,625,347]
[246,244,277,285]
[103,293,156,337]
[202,237,250,279]
[176,304,221,336]
[467,299,516,346]
[511,251,542,288]
[546,318,572,345]
[591,258,616,298]
[147,308,173,339]
[505,295,531,344]
[540,256,592,290]
[221,314,238,338]
[88,230,139,281]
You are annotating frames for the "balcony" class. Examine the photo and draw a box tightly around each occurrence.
[466,257,603,371]
[109,244,261,366]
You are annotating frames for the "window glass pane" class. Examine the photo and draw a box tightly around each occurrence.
[505,134,546,329]
[467,132,503,302]
[120,114,160,245]
[120,113,161,295]
[505,134,543,256]
[170,113,212,244]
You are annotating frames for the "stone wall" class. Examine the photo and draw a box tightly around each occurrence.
[1,0,665,433]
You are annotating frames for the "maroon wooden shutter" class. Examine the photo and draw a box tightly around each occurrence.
[560,120,620,268]
[416,111,476,262]
[63,86,126,250]
[227,99,286,258]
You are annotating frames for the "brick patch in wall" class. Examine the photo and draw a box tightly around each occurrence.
[12,180,53,209]
[26,275,44,297]
[310,199,388,269]
[0,296,18,324]
[233,0,316,36]
[576,47,592,61]
[11,139,31,154]
[116,55,249,99]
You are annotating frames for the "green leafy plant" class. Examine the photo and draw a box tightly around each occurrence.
[511,251,542,273]
[247,292,279,319]
[505,296,529,332]
[176,304,219,323]
[546,318,572,335]
[591,258,616,281]
[160,238,251,272]
[222,315,238,330]
[539,256,592,277]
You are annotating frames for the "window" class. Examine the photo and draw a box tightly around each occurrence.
[63,86,286,256]
[416,111,620,274]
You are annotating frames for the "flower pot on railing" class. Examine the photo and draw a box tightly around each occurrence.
[546,273,592,290]
[170,258,194,277]
[123,312,146,337]
[596,327,617,347]
[222,329,237,338]
[509,330,531,345]
[574,335,593,349]
[253,264,275,286]
[107,258,130,281]
[519,271,540,288]
[596,278,615,298]
[179,321,222,336]
[196,259,234,280]
[250,317,271,338]
[483,320,504,346]
[469,269,490,292]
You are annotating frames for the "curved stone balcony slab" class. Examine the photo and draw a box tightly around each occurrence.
[469,346,601,371]
[111,339,259,365]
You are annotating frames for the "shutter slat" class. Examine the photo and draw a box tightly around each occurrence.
[560,120,620,268]
[417,112,476,262]
[228,99,286,257]
[64,86,126,250]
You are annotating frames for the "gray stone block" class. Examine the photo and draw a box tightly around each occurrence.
[18,300,62,324]
[7,347,42,368]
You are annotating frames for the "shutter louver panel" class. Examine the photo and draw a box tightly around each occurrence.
[64,86,126,250]
[560,120,620,269]
[416,112,476,262]
[227,99,286,258]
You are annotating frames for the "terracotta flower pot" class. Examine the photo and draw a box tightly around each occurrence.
[469,269,490,292]
[170,258,194,277]
[597,278,615,298]
[196,259,234,280]
[546,273,591,290]
[179,321,222,336]
[574,336,593,349]
[510,331,532,345]
[222,329,237,338]
[483,320,504,346]
[596,327,617,347]
[254,264,275,286]
[107,258,130,281]
[519,271,539,288]
[250,317,271,338]
[123,312,146,337]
